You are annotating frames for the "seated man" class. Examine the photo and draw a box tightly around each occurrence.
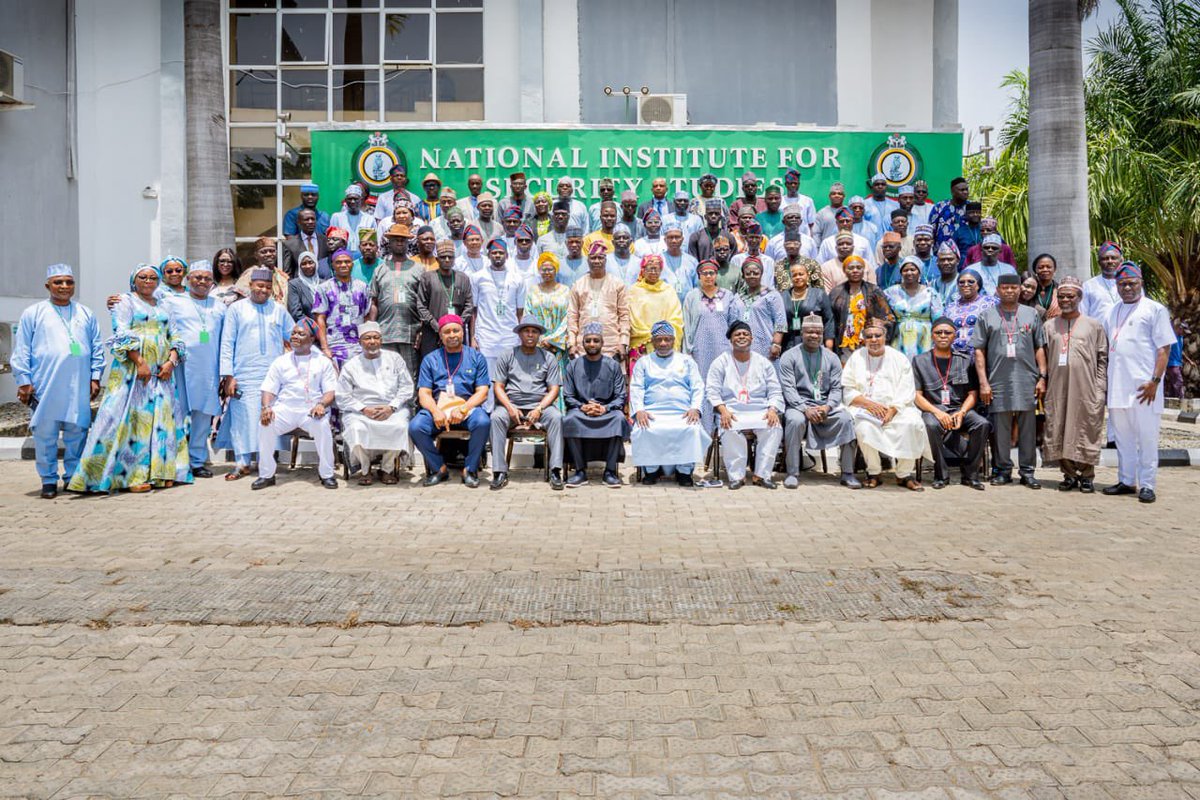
[252,318,339,490]
[842,319,932,490]
[562,323,629,488]
[489,319,565,491]
[408,314,491,487]
[777,313,861,489]
[336,322,415,486]
[705,320,785,490]
[912,317,990,490]
[630,321,712,486]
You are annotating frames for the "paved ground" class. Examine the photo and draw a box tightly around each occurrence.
[1,458,1199,799]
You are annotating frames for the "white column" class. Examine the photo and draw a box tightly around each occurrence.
[542,0,580,123]
[835,0,873,127]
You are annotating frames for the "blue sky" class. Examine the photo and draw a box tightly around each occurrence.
[958,0,1125,151]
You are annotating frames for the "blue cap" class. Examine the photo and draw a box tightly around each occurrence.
[300,183,319,193]
[46,264,74,279]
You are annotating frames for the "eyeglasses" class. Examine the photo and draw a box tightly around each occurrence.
[957,279,978,286]
[190,275,214,283]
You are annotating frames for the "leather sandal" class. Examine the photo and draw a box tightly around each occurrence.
[899,477,924,492]
[224,466,252,482]
[863,475,880,489]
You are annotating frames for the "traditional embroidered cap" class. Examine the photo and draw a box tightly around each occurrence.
[1114,261,1142,280]
[835,231,855,243]
[295,316,319,337]
[565,226,584,238]
[476,191,496,204]
[848,195,865,206]
[188,259,213,275]
[652,320,676,337]
[487,237,508,253]
[358,321,382,337]
[463,224,483,239]
[801,312,824,330]
[440,187,457,200]
[898,185,915,195]
[613,223,632,237]
[300,182,319,193]
[587,240,609,257]
[345,184,364,199]
[674,190,690,200]
[937,240,960,258]
[913,224,934,237]
[1058,275,1084,289]
[248,267,272,282]
[581,322,604,336]
[982,233,1003,246]
[502,206,523,221]
[620,189,638,202]
[46,263,74,279]
[435,239,456,255]
[326,226,350,241]
[871,172,887,184]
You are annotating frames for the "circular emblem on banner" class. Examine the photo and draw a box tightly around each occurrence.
[868,134,924,189]
[352,132,406,191]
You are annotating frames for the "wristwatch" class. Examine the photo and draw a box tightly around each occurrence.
[1150,375,1162,384]
[1038,373,1048,381]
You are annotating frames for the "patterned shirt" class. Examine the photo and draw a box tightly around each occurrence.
[369,257,424,345]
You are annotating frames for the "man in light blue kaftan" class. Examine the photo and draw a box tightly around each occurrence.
[219,268,295,478]
[630,321,712,486]
[11,264,105,498]
[166,260,227,477]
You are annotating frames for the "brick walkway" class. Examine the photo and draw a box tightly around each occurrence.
[1,461,1199,798]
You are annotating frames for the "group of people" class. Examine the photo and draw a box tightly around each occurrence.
[10,170,1181,503]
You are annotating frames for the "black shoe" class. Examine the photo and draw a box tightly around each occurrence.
[728,479,745,490]
[1079,479,1095,494]
[490,472,509,491]
[991,474,1013,486]
[676,472,694,487]
[602,470,621,487]
[931,479,947,490]
[1103,482,1137,496]
[549,469,564,491]
[193,467,213,479]
[1058,477,1079,492]
[1020,476,1042,490]
[463,471,480,488]
[320,477,338,489]
[423,469,450,487]
[840,474,862,490]
[250,477,275,491]
[566,470,588,488]
[1138,487,1156,503]
[40,483,57,499]
[641,470,659,485]
[757,477,777,490]
[963,479,986,491]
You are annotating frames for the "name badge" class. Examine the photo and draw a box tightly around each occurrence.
[1057,350,1068,367]
[940,387,950,405]
[199,330,211,344]
[714,301,724,312]
[1005,342,1016,358]
[69,341,84,357]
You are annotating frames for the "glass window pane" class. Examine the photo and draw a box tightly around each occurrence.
[281,185,305,219]
[435,12,481,64]
[230,69,277,122]
[281,13,327,63]
[230,128,277,181]
[232,184,279,239]
[384,13,430,61]
[280,69,329,122]
[230,13,276,65]
[231,0,275,8]
[435,67,482,120]
[334,69,380,122]
[383,67,432,121]
[281,0,326,7]
[386,0,431,7]
[437,0,481,7]
[334,0,379,6]
[281,127,314,180]
[333,12,379,64]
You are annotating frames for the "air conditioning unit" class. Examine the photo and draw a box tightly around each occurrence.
[0,49,27,106]
[637,93,687,125]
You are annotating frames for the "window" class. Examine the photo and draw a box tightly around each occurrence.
[226,1,485,250]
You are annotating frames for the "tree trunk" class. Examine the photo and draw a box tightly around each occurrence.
[184,0,234,259]
[1027,0,1090,280]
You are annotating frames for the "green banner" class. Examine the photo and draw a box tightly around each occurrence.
[311,125,963,210]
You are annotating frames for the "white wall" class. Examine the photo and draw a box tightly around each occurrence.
[836,0,874,127]
[542,0,581,123]
[482,0,580,124]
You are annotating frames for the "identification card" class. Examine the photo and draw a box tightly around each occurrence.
[445,382,457,397]
[1057,349,1068,367]
[448,304,456,317]
[199,330,210,344]
[714,301,724,312]
[1005,342,1016,358]
[69,341,83,357]
[940,387,950,405]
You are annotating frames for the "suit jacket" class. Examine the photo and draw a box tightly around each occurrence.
[287,278,321,321]
[637,198,672,220]
[281,234,330,277]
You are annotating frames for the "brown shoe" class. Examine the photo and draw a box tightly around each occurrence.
[899,477,924,492]
[378,470,398,485]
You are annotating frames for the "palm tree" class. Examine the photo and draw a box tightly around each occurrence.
[184,0,235,258]
[1027,0,1098,280]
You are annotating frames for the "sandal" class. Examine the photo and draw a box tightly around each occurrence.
[357,473,374,486]
[899,477,924,492]
[378,471,398,485]
[863,475,880,489]
[224,467,252,482]
[127,483,153,494]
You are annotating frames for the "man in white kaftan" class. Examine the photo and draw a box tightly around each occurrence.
[337,322,414,484]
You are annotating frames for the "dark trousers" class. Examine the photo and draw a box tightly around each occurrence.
[992,409,1037,478]
[565,436,623,473]
[409,408,489,474]
[921,409,990,481]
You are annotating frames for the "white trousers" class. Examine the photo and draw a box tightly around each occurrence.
[859,441,916,479]
[351,446,400,475]
[258,407,335,480]
[719,425,783,481]
[1110,405,1160,490]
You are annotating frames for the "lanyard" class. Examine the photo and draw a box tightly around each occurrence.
[933,354,952,390]
[999,308,1019,344]
[1059,316,1074,353]
[733,357,752,403]
[191,296,211,338]
[442,349,464,395]
[52,303,83,356]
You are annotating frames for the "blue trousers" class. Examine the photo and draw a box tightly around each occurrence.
[189,411,214,469]
[31,420,87,485]
[409,407,489,473]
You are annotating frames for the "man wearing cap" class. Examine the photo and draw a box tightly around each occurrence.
[964,233,1019,296]
[352,228,384,284]
[409,314,491,487]
[689,173,728,219]
[283,182,330,238]
[766,206,818,264]
[907,181,933,229]
[606,224,639,286]
[470,238,527,410]
[472,193,501,241]
[369,223,423,380]
[12,265,104,498]
[952,201,984,262]
[814,182,848,244]
[706,320,785,490]
[863,173,899,232]
[511,224,539,279]
[456,224,488,275]
[488,319,565,491]
[1082,241,1124,320]
[416,240,475,362]
[755,185,786,238]
[557,228,589,287]
[875,233,907,289]
[662,191,702,242]
[374,164,422,225]
[630,322,711,487]
[568,242,631,360]
[778,313,860,490]
[431,206,468,255]
[1041,277,1107,494]
[329,184,375,255]
[687,200,729,263]
[221,268,296,480]
[964,217,1015,266]
[553,176,590,232]
[313,249,372,367]
[563,323,628,488]
[661,225,699,301]
[912,317,990,490]
[583,200,618,256]
[818,209,876,271]
[282,207,331,277]
[456,173,485,221]
[537,200,572,260]
[588,178,616,232]
[500,206,525,253]
[632,209,668,260]
[973,273,1047,488]
[617,190,646,241]
[911,224,937,282]
[336,321,413,486]
[413,173,443,222]
[780,169,817,237]
[235,236,291,305]
[251,318,339,491]
[729,172,767,226]
[499,171,534,222]
[930,177,971,248]
[848,196,882,252]
[168,260,227,479]
[895,185,919,229]
[1102,262,1176,503]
